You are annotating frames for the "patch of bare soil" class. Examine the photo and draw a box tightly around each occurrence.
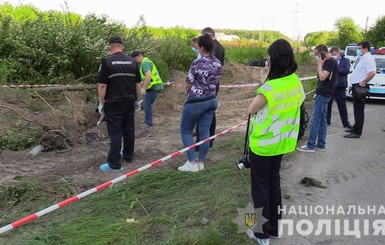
[0,62,269,190]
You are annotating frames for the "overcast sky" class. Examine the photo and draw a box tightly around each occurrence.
[2,0,384,40]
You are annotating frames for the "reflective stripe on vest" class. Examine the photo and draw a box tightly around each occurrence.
[140,57,163,89]
[249,73,305,156]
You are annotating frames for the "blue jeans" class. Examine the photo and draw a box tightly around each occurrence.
[307,95,331,149]
[143,90,160,126]
[180,98,218,162]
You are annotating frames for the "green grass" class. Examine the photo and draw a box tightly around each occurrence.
[0,135,257,245]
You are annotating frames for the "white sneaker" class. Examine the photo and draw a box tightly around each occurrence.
[246,229,270,245]
[178,161,200,172]
[296,144,315,153]
[196,160,204,170]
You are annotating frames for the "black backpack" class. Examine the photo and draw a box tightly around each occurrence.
[297,102,309,141]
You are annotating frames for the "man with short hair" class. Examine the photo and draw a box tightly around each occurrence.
[97,36,142,172]
[201,27,225,65]
[327,47,352,129]
[344,41,376,138]
[131,51,163,128]
[297,44,338,152]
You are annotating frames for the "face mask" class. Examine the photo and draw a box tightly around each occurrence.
[314,55,319,61]
[356,49,362,56]
[192,47,198,53]
[331,55,338,60]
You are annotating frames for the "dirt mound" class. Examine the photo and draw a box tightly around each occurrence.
[0,63,266,188]
[221,62,263,83]
[168,62,264,84]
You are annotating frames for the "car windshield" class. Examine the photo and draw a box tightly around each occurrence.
[375,58,385,69]
[346,47,357,56]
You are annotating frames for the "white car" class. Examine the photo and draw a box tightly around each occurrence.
[346,54,385,100]
[344,45,358,64]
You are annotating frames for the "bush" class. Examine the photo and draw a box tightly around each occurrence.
[225,46,268,64]
[0,126,42,151]
[152,58,169,82]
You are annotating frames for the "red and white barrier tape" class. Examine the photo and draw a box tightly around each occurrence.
[0,120,247,235]
[0,84,65,89]
[165,76,317,88]
[0,76,317,90]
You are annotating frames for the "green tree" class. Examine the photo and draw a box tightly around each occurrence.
[303,31,331,47]
[366,16,385,48]
[334,17,363,49]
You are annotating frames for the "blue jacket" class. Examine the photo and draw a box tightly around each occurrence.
[336,55,351,88]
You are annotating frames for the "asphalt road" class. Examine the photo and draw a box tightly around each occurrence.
[274,99,385,245]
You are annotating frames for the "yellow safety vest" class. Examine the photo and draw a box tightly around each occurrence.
[249,73,305,156]
[140,57,163,89]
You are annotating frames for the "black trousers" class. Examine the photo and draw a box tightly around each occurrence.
[327,87,350,127]
[249,150,283,239]
[352,84,366,135]
[105,100,135,169]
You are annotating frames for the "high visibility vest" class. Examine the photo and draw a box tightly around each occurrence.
[249,73,305,156]
[140,57,163,89]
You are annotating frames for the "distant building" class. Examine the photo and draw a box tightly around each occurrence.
[216,33,240,41]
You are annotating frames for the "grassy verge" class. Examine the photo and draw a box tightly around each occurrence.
[0,135,258,245]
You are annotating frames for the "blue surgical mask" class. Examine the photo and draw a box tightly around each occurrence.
[356,49,362,56]
[331,55,338,60]
[192,47,198,53]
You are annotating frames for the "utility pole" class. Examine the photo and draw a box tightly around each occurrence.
[292,3,299,41]
[364,16,369,35]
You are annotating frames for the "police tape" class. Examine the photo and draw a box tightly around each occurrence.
[0,84,65,88]
[0,76,317,90]
[0,120,248,235]
[165,76,317,89]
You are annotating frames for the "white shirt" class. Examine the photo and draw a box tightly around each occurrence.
[348,52,376,84]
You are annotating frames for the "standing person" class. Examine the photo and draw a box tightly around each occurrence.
[201,27,225,65]
[344,41,376,138]
[297,44,338,152]
[97,36,142,172]
[178,33,221,172]
[131,51,164,128]
[191,37,201,59]
[327,47,352,129]
[246,39,305,244]
[194,27,225,149]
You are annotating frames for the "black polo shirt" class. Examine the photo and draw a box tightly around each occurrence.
[96,52,141,104]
